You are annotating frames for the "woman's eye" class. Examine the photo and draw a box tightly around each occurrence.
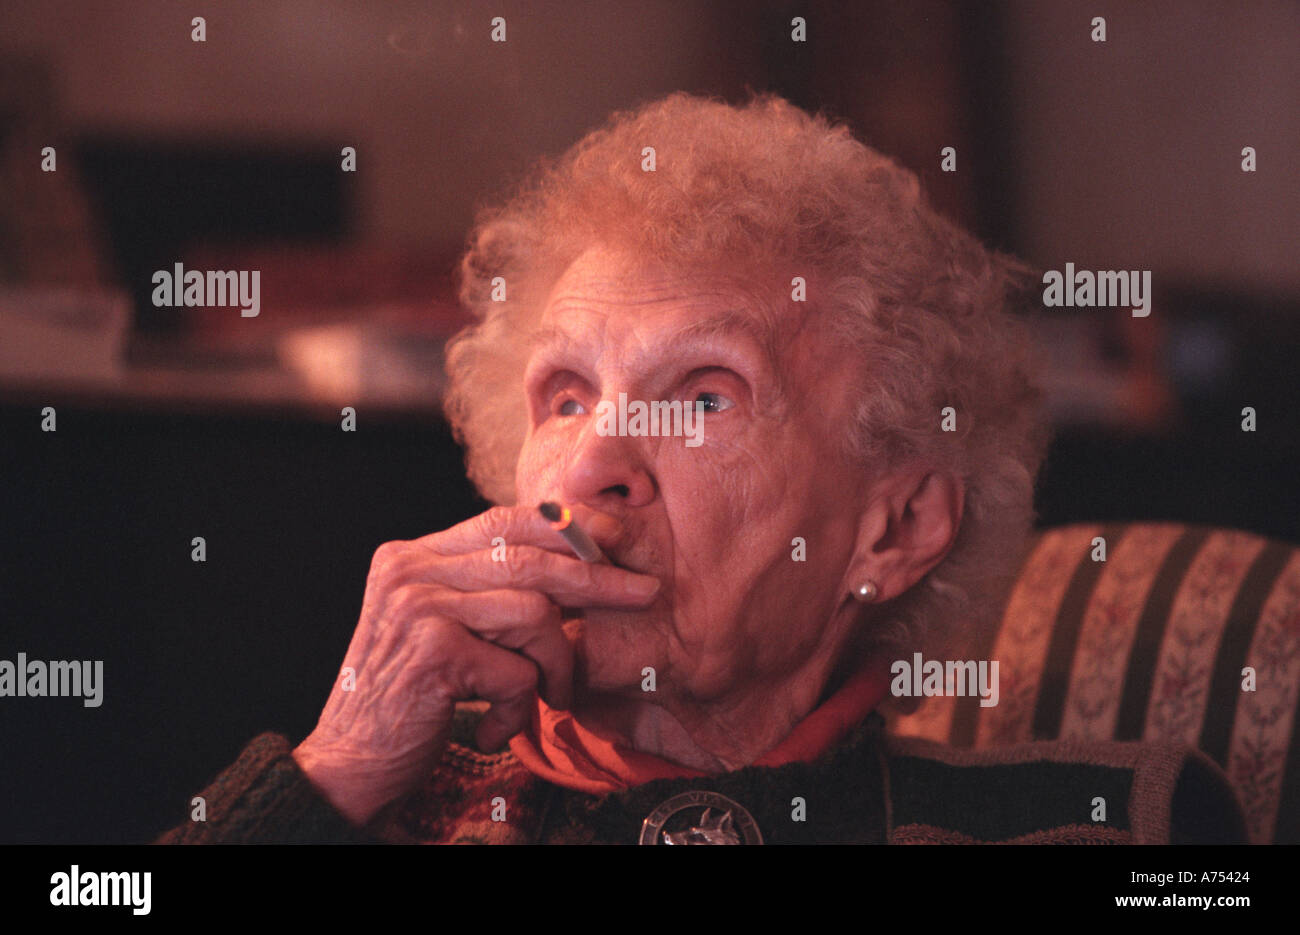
[695,392,734,413]
[557,398,586,416]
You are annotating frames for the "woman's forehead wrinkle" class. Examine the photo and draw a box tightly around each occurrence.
[525,322,577,355]
[661,311,784,383]
[527,303,617,367]
[528,254,805,403]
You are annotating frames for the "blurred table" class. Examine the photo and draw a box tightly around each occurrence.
[0,332,445,423]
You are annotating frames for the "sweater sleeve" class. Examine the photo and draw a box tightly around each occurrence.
[152,732,380,844]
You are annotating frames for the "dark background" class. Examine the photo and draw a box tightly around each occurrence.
[1,1,1296,843]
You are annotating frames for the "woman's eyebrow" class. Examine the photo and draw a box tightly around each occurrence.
[525,324,576,354]
[527,311,779,368]
[660,312,781,373]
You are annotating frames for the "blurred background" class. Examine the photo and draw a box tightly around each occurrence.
[0,0,1296,843]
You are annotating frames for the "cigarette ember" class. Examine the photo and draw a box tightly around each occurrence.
[538,501,606,563]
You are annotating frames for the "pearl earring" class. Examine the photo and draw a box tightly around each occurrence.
[853,581,879,603]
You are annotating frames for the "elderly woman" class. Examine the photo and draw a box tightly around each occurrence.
[158,93,1243,845]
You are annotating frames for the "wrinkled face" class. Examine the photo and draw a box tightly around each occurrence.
[516,246,871,713]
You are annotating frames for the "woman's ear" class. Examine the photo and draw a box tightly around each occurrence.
[846,468,965,603]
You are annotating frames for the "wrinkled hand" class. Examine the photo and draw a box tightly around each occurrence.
[291,504,659,825]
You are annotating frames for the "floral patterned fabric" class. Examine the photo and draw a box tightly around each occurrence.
[888,522,1300,844]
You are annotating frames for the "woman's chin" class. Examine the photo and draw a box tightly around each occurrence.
[562,610,665,698]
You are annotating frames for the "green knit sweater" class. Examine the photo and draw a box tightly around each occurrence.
[154,710,1246,845]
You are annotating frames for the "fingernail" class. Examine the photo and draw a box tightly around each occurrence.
[587,513,623,543]
[625,575,661,598]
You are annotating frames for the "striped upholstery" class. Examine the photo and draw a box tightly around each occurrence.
[887,522,1300,844]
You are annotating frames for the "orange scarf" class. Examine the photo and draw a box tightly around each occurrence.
[509,660,891,795]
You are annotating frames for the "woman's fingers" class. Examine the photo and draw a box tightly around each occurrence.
[425,545,660,608]
[389,503,658,608]
[415,618,547,752]
[413,503,625,559]
[294,503,658,824]
[395,585,574,710]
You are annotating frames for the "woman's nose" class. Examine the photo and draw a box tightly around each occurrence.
[559,418,656,510]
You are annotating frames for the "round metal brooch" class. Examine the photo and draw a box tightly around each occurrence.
[638,790,764,845]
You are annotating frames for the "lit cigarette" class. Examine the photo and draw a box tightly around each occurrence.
[538,501,606,563]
